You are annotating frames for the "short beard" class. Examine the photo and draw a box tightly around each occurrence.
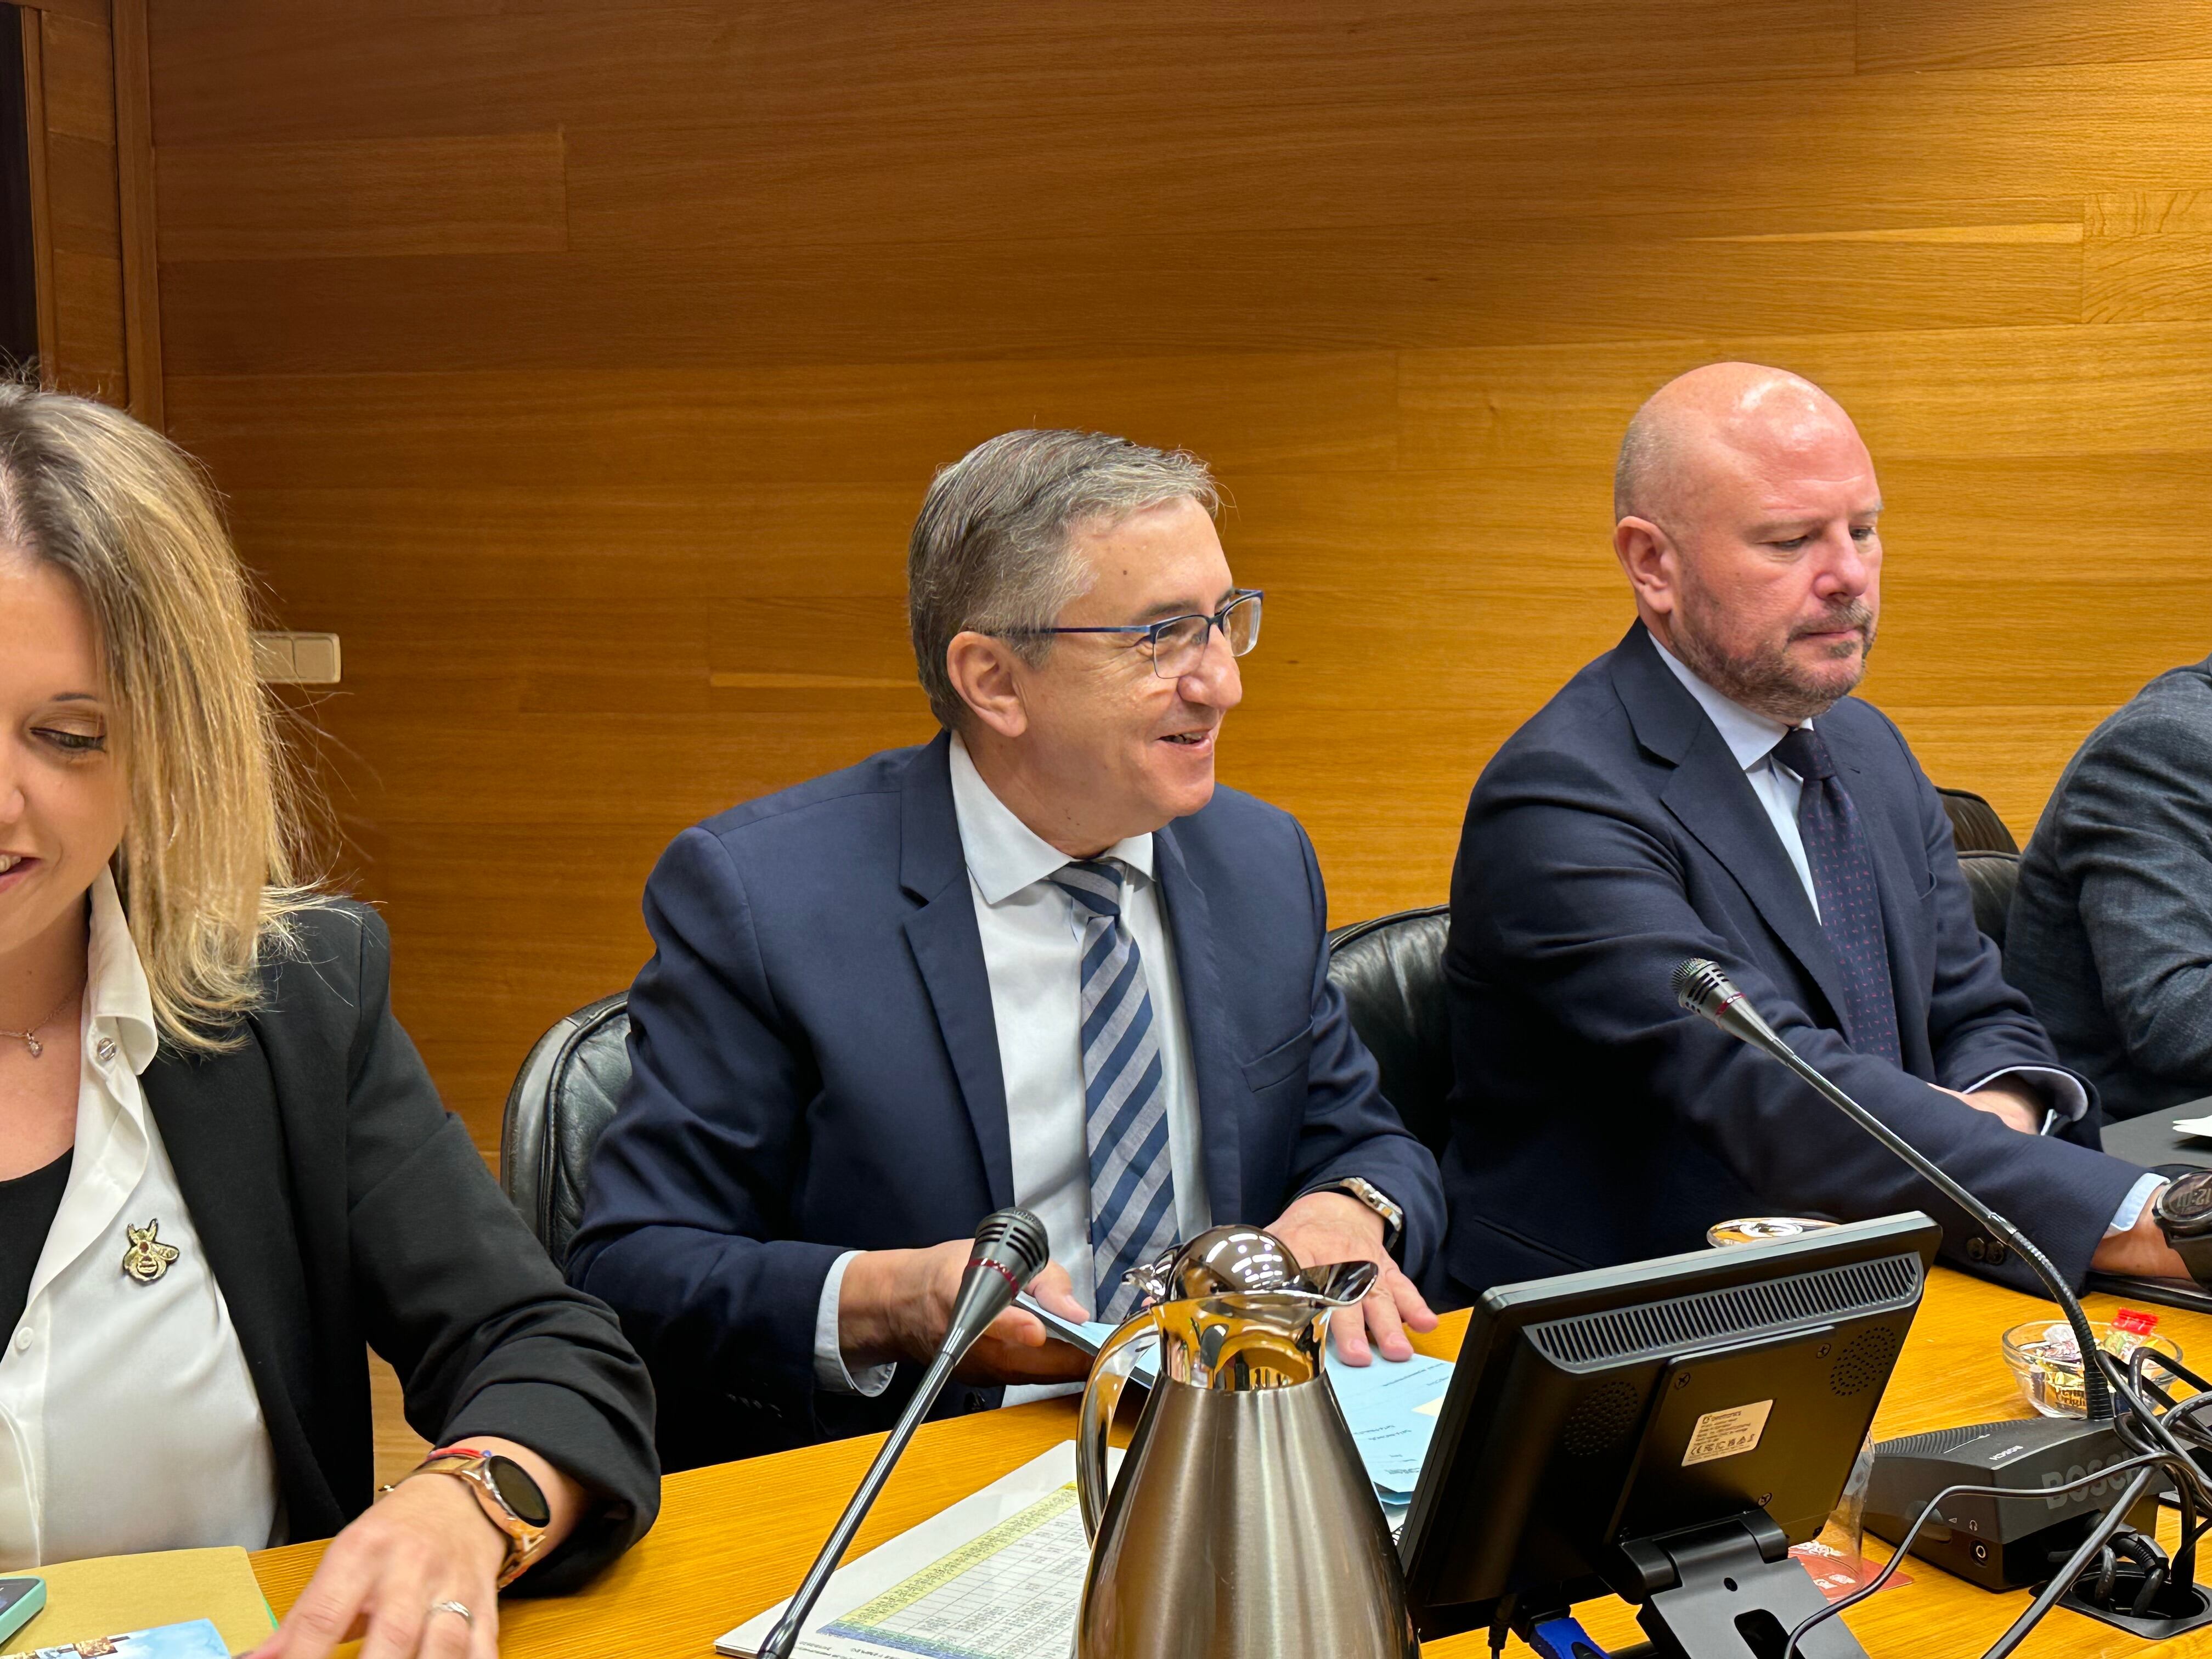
[1669,592,1877,725]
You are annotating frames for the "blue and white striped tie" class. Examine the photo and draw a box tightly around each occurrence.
[1051,858,1179,1323]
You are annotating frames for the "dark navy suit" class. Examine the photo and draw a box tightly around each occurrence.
[568,732,1443,1458]
[1442,624,2138,1301]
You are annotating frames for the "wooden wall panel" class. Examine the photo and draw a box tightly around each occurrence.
[148,3,1857,149]
[37,10,113,136]
[31,9,122,399]
[153,227,2086,376]
[1858,0,2212,73]
[143,1,2212,1160]
[20,0,158,414]
[156,132,567,260]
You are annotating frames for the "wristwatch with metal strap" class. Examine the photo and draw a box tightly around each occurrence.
[1313,1175,1406,1255]
[384,1444,554,1589]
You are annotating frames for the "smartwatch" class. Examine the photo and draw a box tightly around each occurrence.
[387,1444,554,1588]
[2153,1172,2212,1285]
[1314,1176,1406,1255]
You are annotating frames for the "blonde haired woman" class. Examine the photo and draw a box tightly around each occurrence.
[0,383,656,1658]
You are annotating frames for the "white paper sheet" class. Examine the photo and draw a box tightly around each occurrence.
[718,1443,1117,1659]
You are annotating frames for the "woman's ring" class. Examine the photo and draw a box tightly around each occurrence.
[430,1600,473,1624]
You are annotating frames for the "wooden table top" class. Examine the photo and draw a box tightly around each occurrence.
[253,1267,2212,1656]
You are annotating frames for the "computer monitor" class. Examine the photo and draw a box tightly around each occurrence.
[1400,1212,1942,1657]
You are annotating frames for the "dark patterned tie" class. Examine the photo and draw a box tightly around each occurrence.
[1770,726,1904,1067]
[1049,858,1180,1323]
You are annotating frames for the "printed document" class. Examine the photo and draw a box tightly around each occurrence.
[719,1444,1118,1659]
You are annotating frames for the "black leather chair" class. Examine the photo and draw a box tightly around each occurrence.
[500,991,629,1267]
[1937,786,2018,855]
[1957,849,2021,952]
[1322,906,1454,1160]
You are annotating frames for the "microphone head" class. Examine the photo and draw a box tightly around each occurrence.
[1672,957,1735,1021]
[972,1206,1051,1284]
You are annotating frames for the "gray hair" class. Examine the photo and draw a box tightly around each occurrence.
[1614,399,1675,522]
[907,429,1219,729]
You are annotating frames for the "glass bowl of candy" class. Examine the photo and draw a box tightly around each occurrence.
[2001,1317,2183,1418]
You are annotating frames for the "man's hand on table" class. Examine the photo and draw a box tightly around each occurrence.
[2092,1190,2192,1281]
[248,1436,583,1659]
[840,1239,1093,1384]
[1265,1189,1438,1366]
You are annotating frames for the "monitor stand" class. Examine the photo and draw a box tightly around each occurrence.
[1602,1510,1870,1659]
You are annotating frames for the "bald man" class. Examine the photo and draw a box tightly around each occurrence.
[1438,362,2192,1301]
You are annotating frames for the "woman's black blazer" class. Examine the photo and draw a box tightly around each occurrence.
[137,900,657,1592]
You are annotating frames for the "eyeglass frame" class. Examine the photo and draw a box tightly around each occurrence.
[1001,589,1263,679]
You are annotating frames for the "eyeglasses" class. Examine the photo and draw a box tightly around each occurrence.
[1014,589,1263,679]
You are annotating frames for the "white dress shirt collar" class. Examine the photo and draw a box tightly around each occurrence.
[85,865,160,1080]
[946,733,1156,902]
[1647,633,1805,769]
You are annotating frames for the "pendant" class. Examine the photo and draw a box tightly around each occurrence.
[121,1218,180,1284]
[20,1034,38,1059]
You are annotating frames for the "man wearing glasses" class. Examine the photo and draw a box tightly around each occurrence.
[569,429,1443,1460]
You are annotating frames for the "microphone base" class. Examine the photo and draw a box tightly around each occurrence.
[1865,1417,2160,1592]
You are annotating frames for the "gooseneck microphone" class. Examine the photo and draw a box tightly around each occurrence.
[758,1208,1052,1659]
[1669,958,2113,1421]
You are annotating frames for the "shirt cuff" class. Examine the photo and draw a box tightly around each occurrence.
[1966,1066,2090,1126]
[2108,1175,2168,1238]
[813,1250,896,1397]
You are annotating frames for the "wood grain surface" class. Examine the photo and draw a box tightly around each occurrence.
[137,1,2212,1158]
[269,1268,2212,1657]
[17,0,159,412]
[25,4,123,402]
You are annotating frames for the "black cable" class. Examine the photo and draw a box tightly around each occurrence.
[1983,1466,2162,1659]
[1779,1454,2175,1659]
[2122,1532,2170,1617]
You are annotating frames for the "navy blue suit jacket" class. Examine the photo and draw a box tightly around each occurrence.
[568,732,1443,1457]
[1442,624,2137,1301]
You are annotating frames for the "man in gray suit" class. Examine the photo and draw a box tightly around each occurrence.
[2007,657,2212,1121]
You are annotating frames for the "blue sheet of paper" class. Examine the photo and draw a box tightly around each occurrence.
[9,1619,230,1659]
[1018,1296,1451,1499]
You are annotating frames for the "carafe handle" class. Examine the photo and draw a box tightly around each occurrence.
[1077,1315,1159,1541]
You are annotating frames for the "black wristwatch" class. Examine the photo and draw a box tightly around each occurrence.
[2153,1172,2212,1284]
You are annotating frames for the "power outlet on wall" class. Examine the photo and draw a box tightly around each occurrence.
[252,630,342,685]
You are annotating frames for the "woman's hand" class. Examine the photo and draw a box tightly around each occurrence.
[249,1473,503,1659]
[250,1438,584,1659]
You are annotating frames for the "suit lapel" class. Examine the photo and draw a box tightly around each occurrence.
[142,1032,333,1536]
[1152,824,1243,1227]
[1609,625,1856,1031]
[898,734,1016,1211]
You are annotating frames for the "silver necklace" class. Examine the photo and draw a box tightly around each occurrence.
[0,985,81,1058]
